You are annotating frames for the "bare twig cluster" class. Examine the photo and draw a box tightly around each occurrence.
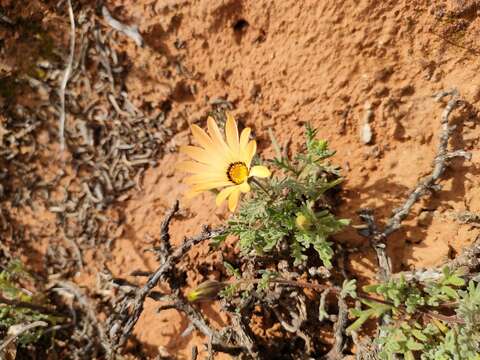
[107,201,237,358]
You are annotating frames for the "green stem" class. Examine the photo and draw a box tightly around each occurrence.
[250,177,272,199]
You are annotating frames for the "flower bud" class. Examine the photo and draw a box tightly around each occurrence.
[186,280,225,302]
[295,213,312,231]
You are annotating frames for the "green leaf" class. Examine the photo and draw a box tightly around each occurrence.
[363,284,380,293]
[346,311,371,333]
[405,351,415,360]
[341,279,357,299]
[223,261,241,279]
[406,338,424,351]
[411,329,428,342]
[211,234,227,247]
[441,285,458,299]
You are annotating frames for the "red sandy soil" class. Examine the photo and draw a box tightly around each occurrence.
[5,0,480,358]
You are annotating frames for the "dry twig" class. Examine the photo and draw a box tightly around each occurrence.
[0,321,48,352]
[157,297,243,356]
[102,6,144,47]
[394,235,480,282]
[359,90,471,280]
[326,296,349,360]
[111,201,225,349]
[59,0,76,152]
[52,280,114,358]
[446,234,480,270]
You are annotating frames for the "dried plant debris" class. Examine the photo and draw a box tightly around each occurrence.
[0,4,173,359]
[1,6,171,271]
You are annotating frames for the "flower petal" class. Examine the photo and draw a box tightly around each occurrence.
[225,113,240,154]
[239,181,250,193]
[176,161,214,174]
[250,165,271,178]
[184,174,227,185]
[191,124,215,150]
[239,127,251,150]
[245,140,257,167]
[180,145,212,164]
[228,188,241,212]
[191,180,233,192]
[207,117,230,154]
[215,186,237,207]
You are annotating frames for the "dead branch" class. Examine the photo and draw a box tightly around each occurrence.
[158,297,244,356]
[382,89,471,238]
[52,280,114,358]
[153,200,179,262]
[394,235,480,282]
[325,296,348,360]
[446,234,480,271]
[272,296,313,354]
[358,210,392,281]
[59,0,76,152]
[359,90,471,280]
[102,6,144,47]
[112,200,225,348]
[109,200,239,356]
[0,321,48,352]
[230,311,258,358]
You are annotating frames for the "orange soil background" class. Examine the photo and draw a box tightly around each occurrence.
[7,0,480,358]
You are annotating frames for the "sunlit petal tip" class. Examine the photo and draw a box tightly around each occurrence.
[183,175,209,185]
[225,114,240,151]
[207,117,231,154]
[239,127,251,148]
[207,116,221,135]
[226,111,235,122]
[250,165,271,178]
[190,123,201,131]
[180,145,213,164]
[176,161,215,174]
[190,124,214,149]
[247,140,257,153]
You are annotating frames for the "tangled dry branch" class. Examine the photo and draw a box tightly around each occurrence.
[108,200,227,353]
[359,89,472,281]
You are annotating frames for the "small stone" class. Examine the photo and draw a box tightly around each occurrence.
[360,101,374,144]
[361,123,373,144]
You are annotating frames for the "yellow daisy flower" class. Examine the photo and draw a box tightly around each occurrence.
[177,114,271,211]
